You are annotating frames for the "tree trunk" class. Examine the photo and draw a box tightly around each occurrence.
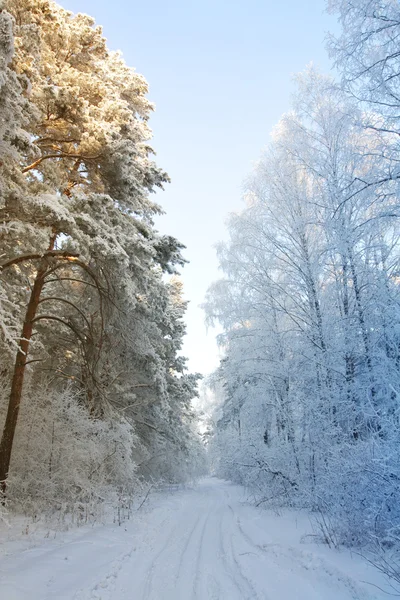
[0,260,48,495]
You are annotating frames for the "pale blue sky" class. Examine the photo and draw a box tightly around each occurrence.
[62,0,338,376]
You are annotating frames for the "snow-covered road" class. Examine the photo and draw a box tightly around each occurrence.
[0,478,389,599]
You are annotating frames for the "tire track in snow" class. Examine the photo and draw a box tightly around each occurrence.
[174,510,208,594]
[192,498,216,599]
[226,503,267,600]
[217,504,259,599]
[143,507,204,599]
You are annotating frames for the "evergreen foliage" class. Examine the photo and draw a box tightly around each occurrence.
[0,0,204,519]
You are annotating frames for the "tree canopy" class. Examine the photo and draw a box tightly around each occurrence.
[0,0,204,517]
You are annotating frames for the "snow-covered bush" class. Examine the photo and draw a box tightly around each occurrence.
[2,384,141,524]
[315,440,400,547]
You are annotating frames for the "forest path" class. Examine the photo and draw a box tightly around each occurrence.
[0,478,387,599]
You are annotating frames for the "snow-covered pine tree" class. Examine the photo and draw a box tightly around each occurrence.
[0,0,203,514]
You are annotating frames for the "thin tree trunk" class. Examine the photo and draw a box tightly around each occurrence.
[340,254,357,436]
[348,247,371,372]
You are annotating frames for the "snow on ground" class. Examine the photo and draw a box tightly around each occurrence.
[0,478,394,599]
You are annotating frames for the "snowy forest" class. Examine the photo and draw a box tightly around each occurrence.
[0,0,205,522]
[206,0,400,555]
[2,0,400,588]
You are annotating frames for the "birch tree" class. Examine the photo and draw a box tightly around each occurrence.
[207,67,400,545]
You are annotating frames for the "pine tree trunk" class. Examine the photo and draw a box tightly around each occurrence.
[0,261,48,495]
